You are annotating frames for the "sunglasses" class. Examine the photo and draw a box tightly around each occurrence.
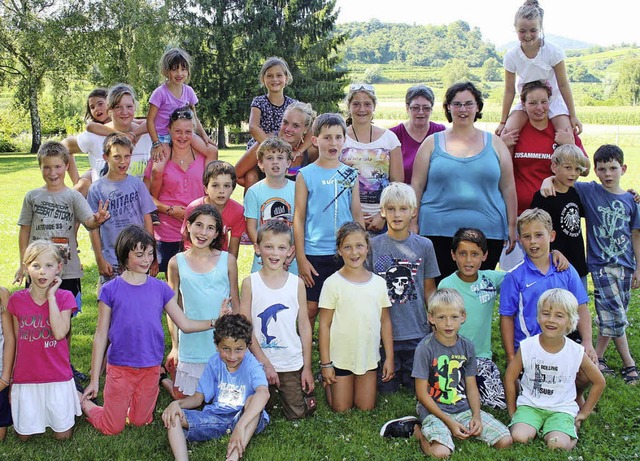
[171,109,194,120]
[349,83,375,94]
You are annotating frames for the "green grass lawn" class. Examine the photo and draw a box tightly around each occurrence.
[0,140,639,460]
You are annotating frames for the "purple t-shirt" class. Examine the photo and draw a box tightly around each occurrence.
[149,83,198,136]
[389,122,445,185]
[99,276,175,368]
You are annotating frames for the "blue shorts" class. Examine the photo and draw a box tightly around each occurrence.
[305,254,343,302]
[158,134,172,144]
[183,406,269,442]
[0,386,12,427]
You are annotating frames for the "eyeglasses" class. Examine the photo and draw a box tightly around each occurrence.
[349,83,375,94]
[171,109,194,120]
[449,101,476,110]
[409,105,433,113]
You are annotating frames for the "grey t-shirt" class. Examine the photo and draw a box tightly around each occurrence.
[18,187,94,279]
[368,233,440,340]
[412,333,477,415]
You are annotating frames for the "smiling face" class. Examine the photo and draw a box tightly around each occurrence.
[205,174,234,208]
[187,213,219,250]
[255,230,292,271]
[516,17,541,48]
[337,230,369,270]
[279,109,306,146]
[262,64,287,94]
[217,336,248,372]
[451,240,487,283]
[109,94,135,130]
[125,243,154,274]
[40,155,68,191]
[348,91,376,125]
[258,149,290,180]
[407,95,433,129]
[168,64,189,86]
[104,144,132,179]
[26,250,62,290]
[88,96,109,123]
[428,304,465,346]
[448,90,478,125]
[538,304,571,338]
[169,118,195,150]
[523,88,550,124]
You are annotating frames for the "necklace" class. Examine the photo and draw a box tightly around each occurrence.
[352,125,373,143]
[171,146,195,166]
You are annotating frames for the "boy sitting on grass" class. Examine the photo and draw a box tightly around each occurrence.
[162,314,269,461]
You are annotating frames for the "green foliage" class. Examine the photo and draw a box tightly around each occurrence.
[0,137,18,152]
[362,65,383,84]
[614,53,640,105]
[442,59,470,88]
[482,57,503,82]
[338,20,501,68]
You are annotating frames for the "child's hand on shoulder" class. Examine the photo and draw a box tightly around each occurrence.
[162,401,184,429]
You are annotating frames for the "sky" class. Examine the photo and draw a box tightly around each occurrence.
[335,0,637,48]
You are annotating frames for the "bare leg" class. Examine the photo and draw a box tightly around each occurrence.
[226,395,263,461]
[550,114,572,133]
[414,426,452,458]
[307,300,318,330]
[167,417,190,461]
[327,374,355,412]
[53,428,74,441]
[545,430,576,451]
[510,422,537,444]
[0,426,7,441]
[353,370,377,410]
[503,110,528,154]
[595,334,612,359]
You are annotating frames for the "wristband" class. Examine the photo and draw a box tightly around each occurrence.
[0,377,10,386]
[152,141,162,149]
[320,361,334,369]
[499,121,507,124]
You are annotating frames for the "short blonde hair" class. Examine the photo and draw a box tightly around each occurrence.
[257,136,293,163]
[259,57,293,87]
[537,288,579,334]
[380,182,417,210]
[551,144,590,175]
[427,288,465,316]
[517,208,553,235]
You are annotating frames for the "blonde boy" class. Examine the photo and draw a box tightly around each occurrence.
[244,137,297,274]
[505,288,605,451]
[369,182,439,393]
[410,289,512,457]
[531,144,590,288]
[239,220,315,420]
[499,209,596,365]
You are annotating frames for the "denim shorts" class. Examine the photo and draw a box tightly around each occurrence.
[184,406,269,442]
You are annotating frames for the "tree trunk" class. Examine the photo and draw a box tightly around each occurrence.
[217,121,227,149]
[28,80,42,154]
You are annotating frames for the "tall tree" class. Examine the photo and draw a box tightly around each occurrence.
[174,0,347,147]
[0,0,89,152]
[615,54,640,105]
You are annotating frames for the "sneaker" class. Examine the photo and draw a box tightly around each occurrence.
[151,210,161,226]
[71,364,88,382]
[239,232,252,245]
[380,416,421,438]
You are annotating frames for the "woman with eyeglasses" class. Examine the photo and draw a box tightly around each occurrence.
[340,84,403,233]
[390,85,445,185]
[66,84,153,197]
[411,81,517,282]
[143,106,218,276]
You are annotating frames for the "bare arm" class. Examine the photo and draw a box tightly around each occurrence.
[410,136,434,233]
[632,229,640,289]
[296,278,314,393]
[0,289,15,388]
[14,225,31,284]
[415,377,470,439]
[90,228,112,277]
[166,256,182,368]
[497,70,517,135]
[464,375,483,436]
[46,278,72,340]
[350,180,365,228]
[226,385,270,460]
[575,353,606,428]
[577,303,597,364]
[84,301,111,400]
[494,134,517,253]
[83,200,111,230]
[318,308,336,385]
[248,107,269,144]
[388,145,404,184]
[500,315,516,365]
[504,349,523,417]
[380,307,394,382]
[294,175,317,288]
[246,218,258,246]
[227,253,240,313]
[423,278,436,310]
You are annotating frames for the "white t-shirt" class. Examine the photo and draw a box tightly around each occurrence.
[76,132,152,181]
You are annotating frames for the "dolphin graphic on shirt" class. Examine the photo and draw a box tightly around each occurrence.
[258,303,289,344]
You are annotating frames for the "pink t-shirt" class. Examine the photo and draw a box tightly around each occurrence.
[145,154,207,242]
[181,196,246,251]
[149,83,198,136]
[8,289,77,384]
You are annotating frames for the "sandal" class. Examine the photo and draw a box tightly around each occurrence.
[598,358,616,376]
[621,366,640,385]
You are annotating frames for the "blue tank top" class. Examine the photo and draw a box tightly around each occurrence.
[177,251,229,363]
[418,132,508,240]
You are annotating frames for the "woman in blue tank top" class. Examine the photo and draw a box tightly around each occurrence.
[410,82,517,283]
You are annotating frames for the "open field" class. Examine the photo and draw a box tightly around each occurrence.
[0,132,639,459]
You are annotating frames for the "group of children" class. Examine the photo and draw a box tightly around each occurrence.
[0,0,639,458]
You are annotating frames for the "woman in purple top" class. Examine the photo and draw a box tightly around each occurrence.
[144,107,217,274]
[390,85,446,185]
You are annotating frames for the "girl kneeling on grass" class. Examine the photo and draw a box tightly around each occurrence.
[81,225,221,435]
[318,222,394,412]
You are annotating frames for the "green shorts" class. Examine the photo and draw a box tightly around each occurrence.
[510,405,577,439]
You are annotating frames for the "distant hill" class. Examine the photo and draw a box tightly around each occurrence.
[498,34,595,52]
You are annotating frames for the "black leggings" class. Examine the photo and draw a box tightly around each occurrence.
[427,235,504,285]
